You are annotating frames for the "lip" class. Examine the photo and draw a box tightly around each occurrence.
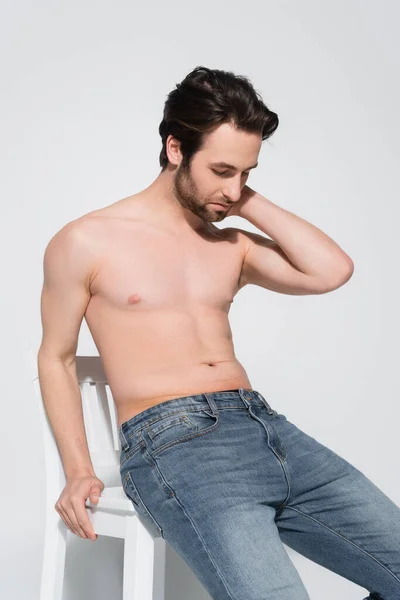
[209,203,229,209]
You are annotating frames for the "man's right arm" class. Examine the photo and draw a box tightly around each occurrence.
[38,219,103,541]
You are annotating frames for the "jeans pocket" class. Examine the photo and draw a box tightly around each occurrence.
[121,470,163,538]
[120,437,146,469]
[145,408,220,458]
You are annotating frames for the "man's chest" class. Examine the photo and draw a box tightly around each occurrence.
[89,227,244,312]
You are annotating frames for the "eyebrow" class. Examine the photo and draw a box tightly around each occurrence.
[210,161,258,171]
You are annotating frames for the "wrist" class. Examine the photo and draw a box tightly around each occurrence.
[237,188,264,219]
[65,466,96,480]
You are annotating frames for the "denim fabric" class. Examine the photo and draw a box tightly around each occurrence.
[119,388,400,600]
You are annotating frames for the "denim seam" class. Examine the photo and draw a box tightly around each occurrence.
[246,406,291,512]
[123,409,203,441]
[150,413,221,459]
[147,415,193,439]
[120,441,146,467]
[151,460,235,600]
[121,405,249,442]
[125,470,163,537]
[276,459,292,513]
[283,505,400,584]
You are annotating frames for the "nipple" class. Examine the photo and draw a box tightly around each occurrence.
[127,294,141,305]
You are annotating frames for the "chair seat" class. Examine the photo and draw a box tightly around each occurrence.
[85,486,136,513]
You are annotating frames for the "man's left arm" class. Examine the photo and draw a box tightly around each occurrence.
[226,186,354,295]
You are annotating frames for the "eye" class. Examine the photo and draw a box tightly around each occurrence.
[212,170,250,177]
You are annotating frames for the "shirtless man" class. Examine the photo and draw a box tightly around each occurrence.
[38,67,398,600]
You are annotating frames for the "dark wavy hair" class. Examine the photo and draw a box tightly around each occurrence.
[158,66,279,172]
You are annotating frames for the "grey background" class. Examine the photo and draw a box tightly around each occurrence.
[1,1,399,598]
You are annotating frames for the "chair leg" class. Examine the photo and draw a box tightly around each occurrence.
[153,537,167,600]
[123,516,157,600]
[40,511,67,600]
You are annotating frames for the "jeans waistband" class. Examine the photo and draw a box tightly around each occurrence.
[118,388,275,450]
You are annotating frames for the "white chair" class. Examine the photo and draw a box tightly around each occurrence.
[27,349,166,600]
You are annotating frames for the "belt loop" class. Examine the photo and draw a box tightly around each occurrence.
[203,393,219,415]
[256,391,275,415]
[238,388,251,408]
[119,426,130,452]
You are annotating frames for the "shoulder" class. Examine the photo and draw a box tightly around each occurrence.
[46,197,134,249]
[45,215,102,254]
[43,217,106,288]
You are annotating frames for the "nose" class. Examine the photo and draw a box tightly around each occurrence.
[223,180,243,203]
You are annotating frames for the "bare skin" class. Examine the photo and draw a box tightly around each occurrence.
[83,200,252,427]
[79,123,262,426]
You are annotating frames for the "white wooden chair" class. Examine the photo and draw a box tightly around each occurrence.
[27,349,166,600]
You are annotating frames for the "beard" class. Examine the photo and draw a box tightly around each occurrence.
[172,162,226,223]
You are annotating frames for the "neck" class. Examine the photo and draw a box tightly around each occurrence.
[134,167,209,232]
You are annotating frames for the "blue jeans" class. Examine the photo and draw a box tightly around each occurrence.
[118,388,400,599]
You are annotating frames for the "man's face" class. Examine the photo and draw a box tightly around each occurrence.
[172,122,261,223]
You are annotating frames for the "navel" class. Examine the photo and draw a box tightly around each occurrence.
[127,294,141,305]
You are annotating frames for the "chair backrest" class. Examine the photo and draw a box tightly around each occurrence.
[28,349,122,489]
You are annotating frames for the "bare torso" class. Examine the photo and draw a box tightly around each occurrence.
[81,193,253,427]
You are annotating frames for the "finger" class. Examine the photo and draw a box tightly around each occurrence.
[71,499,96,540]
[63,500,88,539]
[89,487,102,503]
[69,506,89,539]
[56,505,80,537]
